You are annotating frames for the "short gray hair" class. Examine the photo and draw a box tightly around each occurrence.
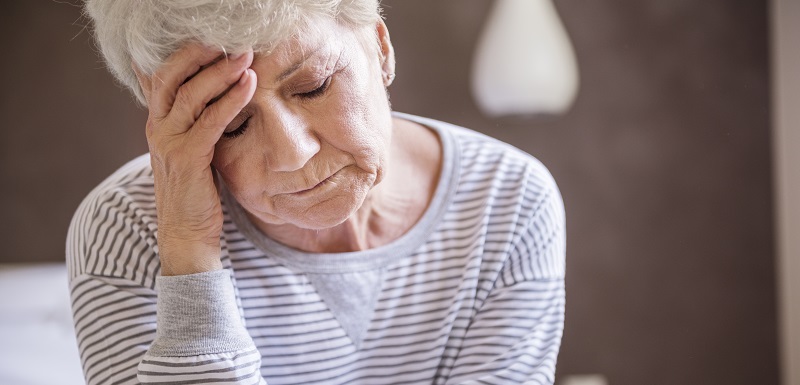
[85,0,382,105]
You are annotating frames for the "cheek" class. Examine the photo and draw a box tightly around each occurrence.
[322,70,392,176]
[212,144,240,184]
[212,143,264,204]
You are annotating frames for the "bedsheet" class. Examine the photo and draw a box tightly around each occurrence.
[0,263,84,385]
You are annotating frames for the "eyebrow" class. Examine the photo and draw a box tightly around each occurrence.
[275,45,325,82]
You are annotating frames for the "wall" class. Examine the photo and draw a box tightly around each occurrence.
[0,1,779,384]
[0,1,149,264]
[772,0,800,383]
[381,1,777,384]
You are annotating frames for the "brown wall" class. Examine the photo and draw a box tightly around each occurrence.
[381,1,778,384]
[0,1,778,384]
[0,1,148,264]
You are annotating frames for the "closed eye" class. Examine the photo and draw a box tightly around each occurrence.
[221,76,331,140]
[298,76,332,99]
[222,117,250,139]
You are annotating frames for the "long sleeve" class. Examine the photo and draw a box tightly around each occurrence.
[70,273,157,384]
[66,155,268,385]
[444,165,567,385]
[69,271,266,385]
[443,280,565,385]
[137,270,265,384]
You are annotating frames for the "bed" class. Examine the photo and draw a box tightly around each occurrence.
[0,263,85,385]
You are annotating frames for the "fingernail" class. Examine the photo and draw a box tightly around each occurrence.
[229,53,244,60]
[239,69,251,84]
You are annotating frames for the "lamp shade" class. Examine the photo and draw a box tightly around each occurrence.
[471,0,580,117]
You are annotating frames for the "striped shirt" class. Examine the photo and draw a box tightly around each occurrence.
[67,113,566,385]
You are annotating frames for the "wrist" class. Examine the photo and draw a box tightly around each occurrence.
[149,270,254,356]
[160,257,223,276]
[157,237,222,276]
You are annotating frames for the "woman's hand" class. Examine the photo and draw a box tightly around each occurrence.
[134,45,257,276]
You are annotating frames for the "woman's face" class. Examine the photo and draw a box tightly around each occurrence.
[212,18,394,230]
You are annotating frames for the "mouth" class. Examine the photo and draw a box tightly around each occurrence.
[291,169,342,195]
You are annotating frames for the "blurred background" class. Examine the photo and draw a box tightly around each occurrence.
[1,1,798,385]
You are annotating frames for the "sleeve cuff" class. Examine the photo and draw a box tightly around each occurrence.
[148,269,254,357]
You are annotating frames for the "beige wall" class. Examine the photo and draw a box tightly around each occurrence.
[772,0,800,384]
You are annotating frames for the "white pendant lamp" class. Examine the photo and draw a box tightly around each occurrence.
[471,0,580,117]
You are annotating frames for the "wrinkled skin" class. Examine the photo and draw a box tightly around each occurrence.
[134,18,441,275]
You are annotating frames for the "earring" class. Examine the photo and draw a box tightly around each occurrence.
[385,72,396,85]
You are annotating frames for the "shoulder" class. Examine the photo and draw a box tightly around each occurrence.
[66,154,159,285]
[403,113,565,282]
[449,122,565,283]
[408,113,561,224]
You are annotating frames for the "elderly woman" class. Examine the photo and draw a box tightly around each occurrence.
[67,0,566,384]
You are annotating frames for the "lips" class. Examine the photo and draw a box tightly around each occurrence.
[285,168,343,195]
[296,173,335,193]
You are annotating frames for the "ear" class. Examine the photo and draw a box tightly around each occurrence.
[131,63,152,107]
[376,19,396,87]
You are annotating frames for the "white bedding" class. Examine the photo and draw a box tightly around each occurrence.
[0,263,85,385]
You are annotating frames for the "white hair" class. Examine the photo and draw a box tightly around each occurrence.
[84,0,382,105]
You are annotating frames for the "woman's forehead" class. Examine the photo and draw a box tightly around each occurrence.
[269,18,351,56]
[253,22,353,71]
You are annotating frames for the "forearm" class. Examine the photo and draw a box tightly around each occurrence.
[139,269,266,384]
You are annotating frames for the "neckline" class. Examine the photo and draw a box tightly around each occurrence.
[223,112,460,274]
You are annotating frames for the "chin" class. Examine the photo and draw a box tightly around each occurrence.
[280,191,367,230]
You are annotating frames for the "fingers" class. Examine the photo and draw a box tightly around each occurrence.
[143,43,256,152]
[131,64,153,106]
[191,69,257,147]
[148,44,222,120]
[169,51,254,129]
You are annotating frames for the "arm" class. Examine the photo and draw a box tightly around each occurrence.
[445,281,565,385]
[69,271,265,385]
[138,270,265,385]
[69,43,270,384]
[134,44,269,384]
[67,178,267,385]
[445,172,567,385]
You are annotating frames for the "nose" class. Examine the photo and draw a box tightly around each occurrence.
[259,107,321,173]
